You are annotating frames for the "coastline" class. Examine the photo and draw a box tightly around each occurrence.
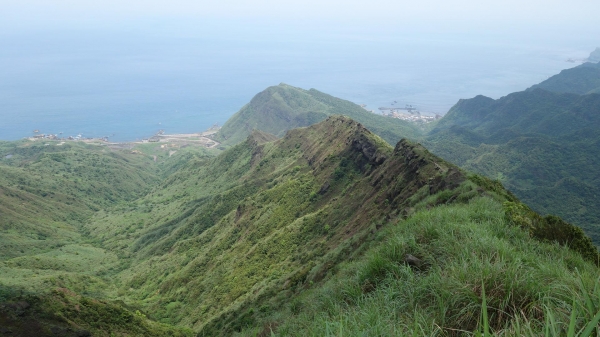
[24,125,222,150]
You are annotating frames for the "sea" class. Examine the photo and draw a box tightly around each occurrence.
[1,22,597,142]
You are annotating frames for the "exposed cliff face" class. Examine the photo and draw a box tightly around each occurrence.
[285,116,390,171]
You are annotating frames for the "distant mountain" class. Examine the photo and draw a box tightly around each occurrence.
[425,87,600,242]
[214,83,423,146]
[588,47,600,63]
[432,88,600,136]
[528,61,600,94]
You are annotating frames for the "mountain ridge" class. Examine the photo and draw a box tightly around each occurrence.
[210,76,600,245]
[88,116,474,333]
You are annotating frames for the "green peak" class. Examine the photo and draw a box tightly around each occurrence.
[215,84,423,146]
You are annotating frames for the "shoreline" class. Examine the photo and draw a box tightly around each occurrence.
[23,125,222,149]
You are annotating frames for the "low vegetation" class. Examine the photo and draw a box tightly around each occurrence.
[0,140,193,335]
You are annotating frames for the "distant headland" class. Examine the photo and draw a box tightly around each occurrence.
[588,47,600,63]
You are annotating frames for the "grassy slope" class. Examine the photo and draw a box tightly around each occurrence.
[0,140,161,260]
[239,197,600,336]
[0,287,192,337]
[214,83,423,146]
[424,89,600,243]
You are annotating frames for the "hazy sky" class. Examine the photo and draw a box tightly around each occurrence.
[2,0,600,36]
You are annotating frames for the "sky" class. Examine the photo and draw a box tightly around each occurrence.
[2,0,600,36]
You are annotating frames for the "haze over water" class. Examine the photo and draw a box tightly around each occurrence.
[1,3,599,141]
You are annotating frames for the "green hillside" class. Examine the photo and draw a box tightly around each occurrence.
[83,116,472,333]
[0,140,198,336]
[71,117,600,335]
[214,83,423,146]
[238,197,600,336]
[0,140,161,261]
[529,61,600,94]
[432,88,600,135]
[1,117,599,336]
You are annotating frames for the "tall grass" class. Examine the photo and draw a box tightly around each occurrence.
[477,275,600,337]
[238,197,600,336]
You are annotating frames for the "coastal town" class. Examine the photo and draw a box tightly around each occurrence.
[360,103,442,123]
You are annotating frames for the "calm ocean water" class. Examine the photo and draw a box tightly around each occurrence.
[0,26,596,142]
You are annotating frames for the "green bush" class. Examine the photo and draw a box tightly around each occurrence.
[504,201,599,264]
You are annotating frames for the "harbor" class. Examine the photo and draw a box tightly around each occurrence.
[361,102,443,123]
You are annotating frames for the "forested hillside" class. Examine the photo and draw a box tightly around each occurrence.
[0,140,194,336]
[425,86,600,242]
[0,141,161,260]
